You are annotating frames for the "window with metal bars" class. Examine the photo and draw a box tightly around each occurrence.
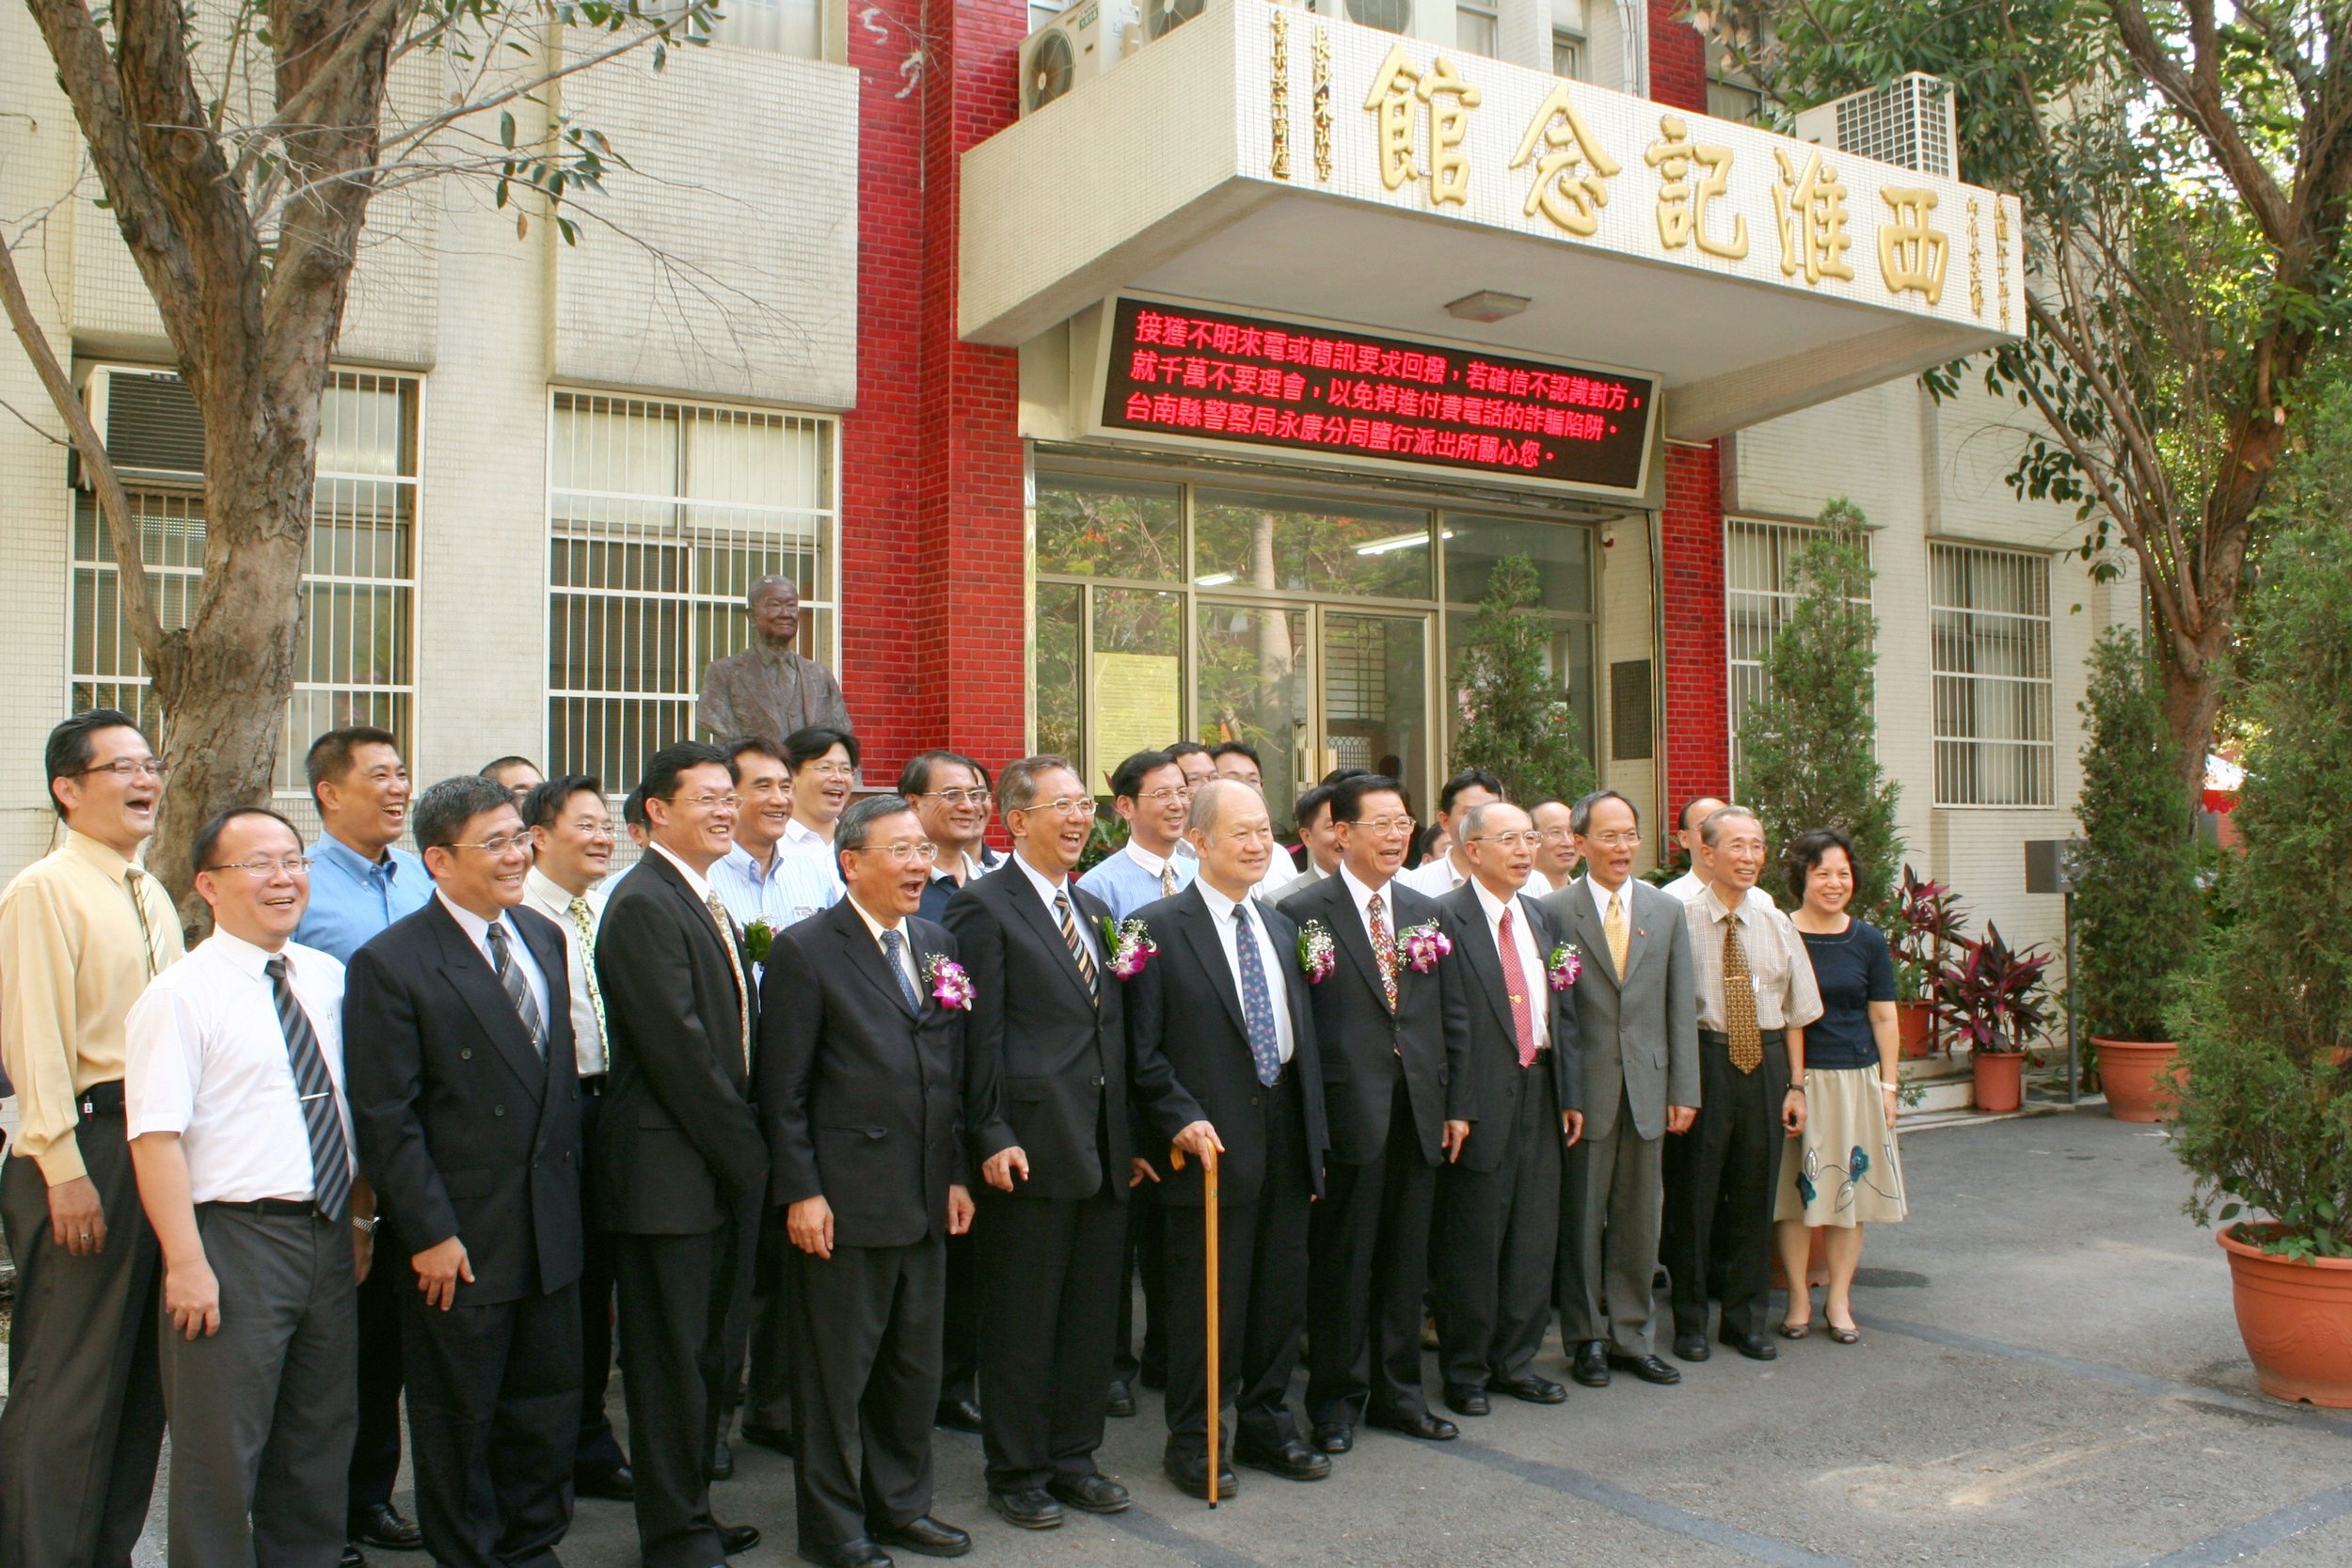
[1930,542,2053,806]
[70,370,419,813]
[546,390,837,790]
[1724,516,1869,790]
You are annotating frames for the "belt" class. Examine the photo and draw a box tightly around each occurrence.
[1699,1028,1787,1047]
[78,1080,126,1117]
[580,1073,609,1094]
[200,1197,318,1219]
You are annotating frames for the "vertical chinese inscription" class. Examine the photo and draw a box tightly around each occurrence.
[1312,24,1332,182]
[1995,198,2012,329]
[1271,8,1291,181]
[1877,188,1948,304]
[1644,114,1747,260]
[1362,43,1482,208]
[1967,196,1983,317]
[1511,83,1621,237]
[1772,146,1855,285]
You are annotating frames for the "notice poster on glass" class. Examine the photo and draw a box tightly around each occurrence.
[1092,652,1183,784]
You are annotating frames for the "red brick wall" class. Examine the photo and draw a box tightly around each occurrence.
[1647,0,1708,114]
[1661,440,1729,816]
[842,0,1029,782]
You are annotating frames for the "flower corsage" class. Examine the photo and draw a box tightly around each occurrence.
[1298,920,1338,984]
[1100,915,1158,979]
[1398,919,1452,973]
[1545,942,1582,991]
[923,954,975,1010]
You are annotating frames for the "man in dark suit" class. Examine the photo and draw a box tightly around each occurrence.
[944,755,1132,1530]
[1128,780,1330,1501]
[1539,790,1700,1390]
[1432,801,1584,1416]
[596,743,770,1568]
[1279,773,1471,1454]
[345,774,584,1568]
[761,795,976,1568]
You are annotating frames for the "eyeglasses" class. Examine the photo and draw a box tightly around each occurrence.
[851,842,940,864]
[76,757,169,780]
[564,818,616,839]
[451,832,535,856]
[1537,826,1576,843]
[1014,797,1096,817]
[1345,816,1417,835]
[1135,787,1192,805]
[1584,832,1643,850]
[206,856,312,877]
[913,788,992,808]
[802,763,857,780]
[1469,831,1542,849]
[675,794,740,811]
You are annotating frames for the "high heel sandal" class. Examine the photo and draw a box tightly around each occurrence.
[1825,1321,1860,1344]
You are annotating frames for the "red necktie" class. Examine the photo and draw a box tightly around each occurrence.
[1498,906,1537,1068]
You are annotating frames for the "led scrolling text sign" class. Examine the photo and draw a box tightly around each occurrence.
[1098,296,1656,492]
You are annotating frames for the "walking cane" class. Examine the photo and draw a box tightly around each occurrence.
[1171,1141,1221,1507]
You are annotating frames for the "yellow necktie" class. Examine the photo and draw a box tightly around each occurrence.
[1605,889,1630,980]
[1722,915,1763,1073]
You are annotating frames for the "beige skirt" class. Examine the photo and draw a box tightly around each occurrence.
[1775,1065,1909,1227]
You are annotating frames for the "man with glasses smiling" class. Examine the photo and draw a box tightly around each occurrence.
[903,752,1002,927]
[767,727,860,927]
[1077,750,1195,923]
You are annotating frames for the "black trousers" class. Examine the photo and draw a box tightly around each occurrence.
[1160,1068,1310,1464]
[0,1108,165,1568]
[1114,1180,1168,1386]
[613,1223,743,1568]
[1662,1030,1791,1340]
[940,1228,981,1410]
[745,1207,796,1438]
[1434,1055,1563,1386]
[787,1235,945,1555]
[975,1184,1124,1494]
[349,1215,407,1514]
[576,1084,627,1474]
[1305,1076,1438,1426]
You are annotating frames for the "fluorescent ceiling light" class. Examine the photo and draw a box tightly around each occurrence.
[1356,529,1454,556]
[1446,289,1532,323]
[1195,572,1236,586]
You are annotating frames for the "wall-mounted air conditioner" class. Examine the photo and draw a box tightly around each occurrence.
[1019,0,1136,118]
[76,366,205,491]
[1792,71,1960,179]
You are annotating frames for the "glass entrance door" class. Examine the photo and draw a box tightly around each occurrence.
[1198,601,1311,816]
[1319,610,1431,802]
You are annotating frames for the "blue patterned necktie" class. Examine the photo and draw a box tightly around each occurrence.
[879,928,923,1013]
[264,957,353,1224]
[1232,904,1283,1086]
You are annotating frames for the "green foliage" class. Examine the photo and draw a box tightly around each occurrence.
[1447,555,1594,808]
[2072,627,2198,1044]
[1932,922,2056,1055]
[1733,499,1902,913]
[2170,519,2352,1259]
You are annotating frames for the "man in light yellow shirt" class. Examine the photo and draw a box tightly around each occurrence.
[0,708,184,1568]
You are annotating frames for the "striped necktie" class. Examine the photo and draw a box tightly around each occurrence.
[264,957,353,1224]
[1056,891,1099,997]
[488,924,548,1057]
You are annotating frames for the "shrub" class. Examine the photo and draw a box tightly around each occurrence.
[1449,553,1596,808]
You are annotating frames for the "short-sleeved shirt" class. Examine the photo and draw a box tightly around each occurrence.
[294,833,433,963]
[1684,883,1824,1034]
[1797,918,1897,1070]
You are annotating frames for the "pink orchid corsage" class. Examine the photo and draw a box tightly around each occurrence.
[1298,921,1338,984]
[1546,942,1582,991]
[1400,920,1453,973]
[1102,915,1158,980]
[924,954,975,1010]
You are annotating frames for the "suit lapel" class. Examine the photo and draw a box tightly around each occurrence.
[1565,879,1622,990]
[834,900,918,1018]
[1315,879,1390,1014]
[1167,889,1248,1039]
[1001,864,1095,1004]
[427,904,548,1102]
[1619,883,1656,986]
[1456,894,1518,1039]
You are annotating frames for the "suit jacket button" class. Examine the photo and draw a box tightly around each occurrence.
[1092,1075,1105,1088]
[493,1104,505,1117]
[460,1048,472,1060]
[1249,1095,1261,1107]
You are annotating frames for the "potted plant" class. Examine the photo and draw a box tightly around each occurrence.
[2170,518,2352,1406]
[1889,864,1966,1058]
[2073,626,2200,1118]
[1933,922,2056,1114]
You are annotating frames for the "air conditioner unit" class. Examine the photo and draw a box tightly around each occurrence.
[76,366,206,491]
[1792,71,1960,179]
[1019,0,1135,118]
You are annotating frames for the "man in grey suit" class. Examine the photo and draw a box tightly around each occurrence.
[1539,790,1698,1389]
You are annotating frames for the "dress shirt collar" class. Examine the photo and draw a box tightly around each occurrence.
[201,927,295,981]
[846,894,910,944]
[1585,873,1633,926]
[722,840,787,885]
[62,827,147,877]
[927,846,991,888]
[1195,877,1252,929]
[436,891,519,948]
[647,841,716,902]
[1337,863,1393,921]
[314,830,405,882]
[1701,882,1752,926]
[525,865,596,914]
[1012,849,1077,909]
[1471,876,1520,928]
[782,816,834,852]
[1122,839,1178,878]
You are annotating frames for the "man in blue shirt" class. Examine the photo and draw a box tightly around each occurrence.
[294,725,434,1559]
[709,737,808,943]
[1076,750,1196,922]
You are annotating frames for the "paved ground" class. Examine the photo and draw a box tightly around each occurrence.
[115,1110,2352,1568]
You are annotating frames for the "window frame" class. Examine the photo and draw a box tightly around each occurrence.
[1929,541,2055,809]
[1723,515,1871,793]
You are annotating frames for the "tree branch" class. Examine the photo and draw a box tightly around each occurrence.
[2108,0,2294,246]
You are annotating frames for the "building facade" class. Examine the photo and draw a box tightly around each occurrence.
[0,0,2126,956]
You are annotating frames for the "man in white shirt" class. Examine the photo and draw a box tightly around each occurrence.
[1661,796,1726,900]
[1397,768,1502,898]
[1526,798,1580,897]
[768,727,860,926]
[1265,782,1345,905]
[520,774,634,1502]
[126,805,370,1568]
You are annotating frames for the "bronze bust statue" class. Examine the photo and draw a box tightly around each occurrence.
[696,577,852,744]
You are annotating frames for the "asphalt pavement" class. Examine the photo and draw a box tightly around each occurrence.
[118,1110,2352,1567]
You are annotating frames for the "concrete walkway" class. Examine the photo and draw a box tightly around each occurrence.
[108,1110,2352,1567]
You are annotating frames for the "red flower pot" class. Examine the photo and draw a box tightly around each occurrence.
[1971,1050,2024,1114]
[1897,1001,1935,1059]
[2218,1224,2352,1407]
[2092,1037,2185,1123]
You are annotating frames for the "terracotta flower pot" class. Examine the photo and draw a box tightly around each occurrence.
[2217,1224,2352,1407]
[2092,1037,2185,1122]
[1896,1000,1935,1059]
[1971,1050,2024,1114]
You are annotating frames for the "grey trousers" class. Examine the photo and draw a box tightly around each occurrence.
[0,1117,167,1568]
[159,1204,358,1568]
[1557,1085,1665,1356]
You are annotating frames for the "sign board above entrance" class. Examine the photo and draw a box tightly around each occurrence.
[1093,295,1658,495]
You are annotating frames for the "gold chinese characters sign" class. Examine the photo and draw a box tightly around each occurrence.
[1249,11,2020,325]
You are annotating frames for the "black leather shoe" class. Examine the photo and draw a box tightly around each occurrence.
[1486,1373,1568,1405]
[1234,1436,1333,1481]
[799,1539,891,1568]
[1047,1473,1132,1513]
[933,1398,984,1434]
[1444,1382,1492,1416]
[1369,1410,1458,1441]
[720,1522,761,1555]
[710,1436,735,1480]
[1570,1340,1612,1387]
[341,1547,365,1568]
[987,1488,1064,1529]
[874,1514,971,1558]
[740,1422,795,1455]
[1721,1329,1778,1362]
[1607,1352,1683,1386]
[1105,1379,1136,1418]
[1311,1419,1355,1453]
[1162,1451,1239,1499]
[347,1504,423,1552]
[1673,1331,1711,1363]
[575,1461,635,1500]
